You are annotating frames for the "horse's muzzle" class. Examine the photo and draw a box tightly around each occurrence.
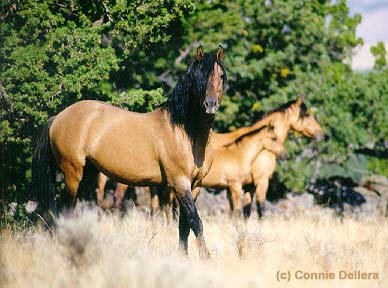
[314,133,323,142]
[203,98,219,114]
[280,151,288,160]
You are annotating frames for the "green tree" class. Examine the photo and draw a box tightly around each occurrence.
[371,41,387,69]
[172,0,383,190]
[0,0,193,201]
[1,0,387,204]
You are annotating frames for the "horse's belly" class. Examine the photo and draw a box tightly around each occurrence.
[88,129,163,185]
[90,153,163,185]
[200,161,231,188]
[201,174,228,188]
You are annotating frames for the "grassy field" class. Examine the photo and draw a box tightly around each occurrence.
[1,205,387,288]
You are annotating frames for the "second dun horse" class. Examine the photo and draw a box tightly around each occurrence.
[212,98,323,217]
[32,45,227,258]
[190,124,286,216]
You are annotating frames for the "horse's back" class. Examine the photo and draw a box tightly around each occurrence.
[50,100,148,152]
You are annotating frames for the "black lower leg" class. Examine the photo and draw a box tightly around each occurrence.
[178,205,190,254]
[178,190,209,258]
[179,190,203,236]
[243,204,251,218]
[57,191,76,219]
[77,161,99,202]
[256,201,264,219]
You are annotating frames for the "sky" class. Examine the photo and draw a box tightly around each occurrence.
[348,0,388,70]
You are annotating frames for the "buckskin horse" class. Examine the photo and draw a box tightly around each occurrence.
[191,124,287,216]
[32,45,227,258]
[212,98,323,218]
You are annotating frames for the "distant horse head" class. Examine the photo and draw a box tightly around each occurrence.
[167,45,227,124]
[290,98,323,141]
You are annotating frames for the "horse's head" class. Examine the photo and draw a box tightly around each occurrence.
[290,98,323,141]
[190,45,227,115]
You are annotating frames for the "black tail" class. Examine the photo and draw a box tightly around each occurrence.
[32,116,57,225]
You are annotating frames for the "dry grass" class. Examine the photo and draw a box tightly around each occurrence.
[1,206,388,288]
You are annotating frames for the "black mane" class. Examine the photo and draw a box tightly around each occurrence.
[224,125,272,147]
[264,99,307,119]
[221,99,307,148]
[162,53,227,125]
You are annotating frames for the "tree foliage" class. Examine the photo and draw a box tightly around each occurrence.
[0,0,192,199]
[1,0,387,201]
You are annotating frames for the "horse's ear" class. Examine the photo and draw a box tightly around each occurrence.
[216,45,224,62]
[296,97,303,105]
[196,45,204,61]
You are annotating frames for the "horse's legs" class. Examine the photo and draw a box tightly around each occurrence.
[114,183,128,209]
[178,202,190,252]
[226,188,234,215]
[150,186,160,217]
[96,173,108,206]
[243,189,254,218]
[61,162,83,212]
[192,187,201,201]
[254,177,270,219]
[77,161,99,203]
[176,188,209,259]
[163,187,176,223]
[229,182,243,217]
[172,193,179,221]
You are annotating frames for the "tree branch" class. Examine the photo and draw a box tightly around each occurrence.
[50,83,63,102]
[93,2,112,26]
[159,41,200,88]
[175,40,199,66]
[0,3,17,22]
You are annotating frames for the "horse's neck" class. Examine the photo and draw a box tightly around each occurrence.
[265,113,291,144]
[223,109,296,147]
[187,114,214,167]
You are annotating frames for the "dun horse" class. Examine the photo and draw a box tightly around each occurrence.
[32,45,227,258]
[212,98,323,217]
[192,124,286,216]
